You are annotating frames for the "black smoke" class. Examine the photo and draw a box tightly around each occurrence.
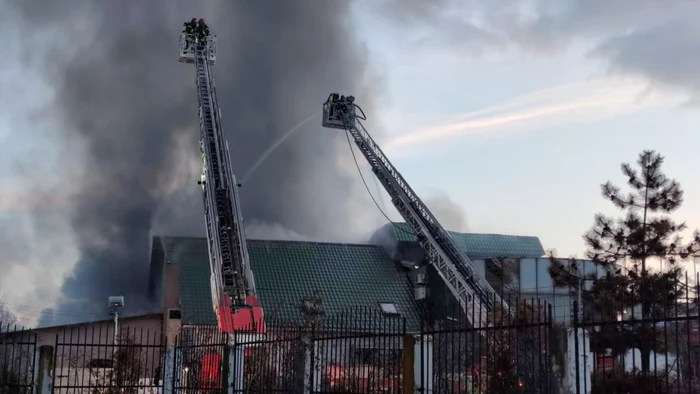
[3,0,379,326]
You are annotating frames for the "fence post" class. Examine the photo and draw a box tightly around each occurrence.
[222,342,231,394]
[301,332,322,394]
[414,334,433,393]
[163,341,183,394]
[229,341,244,393]
[312,340,322,392]
[34,345,53,394]
[163,348,175,394]
[402,335,415,394]
[573,300,581,394]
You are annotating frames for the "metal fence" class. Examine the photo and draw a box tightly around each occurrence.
[572,273,700,394]
[237,307,408,393]
[0,322,37,394]
[51,325,163,394]
[235,297,554,394]
[0,298,554,394]
[171,327,228,393]
[420,296,555,394]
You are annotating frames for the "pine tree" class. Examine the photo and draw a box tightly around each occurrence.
[550,150,700,375]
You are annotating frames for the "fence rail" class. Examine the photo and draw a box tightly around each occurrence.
[0,297,555,394]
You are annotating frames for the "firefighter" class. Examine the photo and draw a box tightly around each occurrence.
[196,18,210,44]
[182,18,197,50]
[327,93,340,120]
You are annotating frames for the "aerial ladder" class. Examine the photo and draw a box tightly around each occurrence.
[178,23,263,334]
[322,94,545,391]
[321,94,505,329]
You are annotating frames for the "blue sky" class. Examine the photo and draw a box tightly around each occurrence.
[350,0,700,259]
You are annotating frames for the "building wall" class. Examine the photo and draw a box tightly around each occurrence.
[31,314,163,349]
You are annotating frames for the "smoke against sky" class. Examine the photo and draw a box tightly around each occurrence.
[1,0,384,326]
[424,192,469,233]
[377,0,700,99]
[3,0,692,326]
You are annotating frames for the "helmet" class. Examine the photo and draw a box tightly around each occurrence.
[191,18,197,22]
[199,18,205,24]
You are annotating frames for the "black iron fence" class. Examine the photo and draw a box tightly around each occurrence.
[51,325,163,394]
[572,273,700,394]
[171,327,228,394]
[238,307,408,393]
[426,297,554,394]
[0,297,555,394]
[0,322,36,394]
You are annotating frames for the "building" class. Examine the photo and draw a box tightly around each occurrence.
[371,223,606,324]
[3,223,600,393]
[147,221,596,334]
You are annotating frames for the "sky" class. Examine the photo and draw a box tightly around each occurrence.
[350,0,700,257]
[1,0,699,326]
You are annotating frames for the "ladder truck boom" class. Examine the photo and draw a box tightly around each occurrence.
[179,23,261,332]
[321,94,505,328]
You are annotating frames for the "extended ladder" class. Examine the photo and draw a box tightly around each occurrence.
[194,45,255,310]
[322,96,505,328]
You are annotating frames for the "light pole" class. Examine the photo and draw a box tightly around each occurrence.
[108,296,125,351]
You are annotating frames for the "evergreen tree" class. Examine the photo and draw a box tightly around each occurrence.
[550,150,700,375]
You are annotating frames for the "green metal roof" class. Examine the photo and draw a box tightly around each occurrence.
[155,236,422,331]
[381,222,545,258]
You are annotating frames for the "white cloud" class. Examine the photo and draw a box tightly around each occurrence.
[382,77,686,156]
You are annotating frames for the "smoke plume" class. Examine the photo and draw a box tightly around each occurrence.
[2,0,380,326]
[425,192,469,233]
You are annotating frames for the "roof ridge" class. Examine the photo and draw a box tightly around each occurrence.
[247,238,382,248]
[391,222,540,239]
[154,235,384,248]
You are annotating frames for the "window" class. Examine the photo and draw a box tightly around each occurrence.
[536,295,573,324]
[536,258,553,291]
[379,302,399,315]
[483,258,520,295]
[485,259,503,293]
[472,259,486,279]
[502,258,520,292]
[519,258,537,291]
